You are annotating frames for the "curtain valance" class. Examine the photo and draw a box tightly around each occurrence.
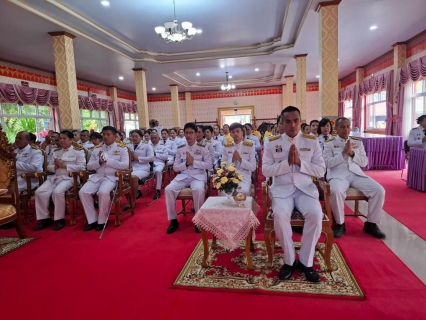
[78,96,114,112]
[118,101,137,113]
[338,86,355,101]
[0,83,59,107]
[358,71,392,96]
[398,55,426,85]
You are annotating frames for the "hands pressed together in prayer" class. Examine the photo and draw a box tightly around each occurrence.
[185,151,194,166]
[288,144,301,166]
[54,158,67,169]
[342,140,355,158]
[232,150,242,164]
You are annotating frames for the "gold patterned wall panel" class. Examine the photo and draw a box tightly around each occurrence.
[318,4,339,117]
[134,69,149,128]
[109,86,120,128]
[295,55,307,120]
[284,76,294,108]
[185,92,194,123]
[393,44,406,113]
[355,68,364,84]
[170,85,181,127]
[51,34,80,130]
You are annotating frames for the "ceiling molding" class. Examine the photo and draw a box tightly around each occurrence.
[47,31,76,39]
[315,0,342,12]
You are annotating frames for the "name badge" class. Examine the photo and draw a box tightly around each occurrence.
[113,150,120,155]
[275,145,282,152]
[242,152,248,154]
[194,150,201,155]
[334,145,340,148]
[228,151,233,154]
[300,148,311,151]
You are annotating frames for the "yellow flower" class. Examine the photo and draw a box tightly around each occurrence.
[220,177,228,184]
[232,178,240,184]
[228,166,236,172]
[216,169,224,175]
[221,161,227,167]
[238,174,243,180]
[216,182,221,189]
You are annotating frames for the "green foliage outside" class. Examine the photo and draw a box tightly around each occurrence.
[4,117,37,143]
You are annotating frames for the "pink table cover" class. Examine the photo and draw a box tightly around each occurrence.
[407,147,426,192]
[192,196,260,251]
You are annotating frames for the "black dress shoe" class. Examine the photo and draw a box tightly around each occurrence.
[298,262,321,283]
[166,219,179,234]
[333,223,346,238]
[33,218,54,231]
[279,261,298,280]
[54,219,66,231]
[136,190,142,199]
[363,222,386,239]
[83,222,97,231]
[292,226,304,234]
[95,223,105,231]
[194,225,201,233]
[153,190,161,200]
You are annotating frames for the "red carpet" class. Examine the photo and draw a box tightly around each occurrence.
[365,170,426,240]
[1,178,426,320]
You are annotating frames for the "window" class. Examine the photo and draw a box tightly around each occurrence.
[344,100,353,123]
[80,109,108,132]
[0,103,53,143]
[123,113,139,136]
[366,91,387,130]
[412,80,426,128]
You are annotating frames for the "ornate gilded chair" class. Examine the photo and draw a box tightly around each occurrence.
[0,130,26,238]
[262,178,334,272]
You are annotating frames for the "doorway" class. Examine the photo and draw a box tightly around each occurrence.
[218,106,254,126]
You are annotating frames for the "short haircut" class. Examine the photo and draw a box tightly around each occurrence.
[60,130,74,140]
[161,128,169,134]
[29,132,37,143]
[150,131,159,138]
[229,122,244,132]
[281,106,301,118]
[310,120,319,126]
[196,125,204,132]
[335,117,350,127]
[102,126,118,135]
[204,125,213,132]
[244,123,253,129]
[184,122,197,133]
[146,129,152,134]
[301,123,309,131]
[81,130,89,134]
[223,124,229,128]
[170,128,177,133]
[213,124,220,130]
[52,131,60,135]
[90,132,102,140]
[417,115,426,124]
[276,115,281,125]
[72,130,80,133]
[130,129,143,137]
[317,118,333,135]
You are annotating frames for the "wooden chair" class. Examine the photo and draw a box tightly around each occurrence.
[343,188,368,219]
[78,146,134,227]
[20,147,47,224]
[0,132,26,238]
[177,170,210,216]
[262,178,334,272]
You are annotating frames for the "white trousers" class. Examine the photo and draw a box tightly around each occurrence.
[165,176,205,220]
[271,189,322,267]
[35,178,73,221]
[329,172,385,224]
[79,178,116,224]
[154,164,165,190]
[132,169,150,180]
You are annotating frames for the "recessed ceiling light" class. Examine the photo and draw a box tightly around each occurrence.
[220,65,225,68]
[118,76,124,80]
[152,87,156,91]
[196,29,202,34]
[229,75,233,79]
[101,1,110,6]
[196,73,200,76]
[316,75,320,78]
[255,68,259,72]
[370,25,377,30]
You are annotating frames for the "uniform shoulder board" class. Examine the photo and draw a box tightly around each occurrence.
[31,144,40,150]
[197,142,206,147]
[325,137,335,143]
[141,140,148,144]
[94,143,103,148]
[243,141,253,147]
[116,141,127,148]
[268,135,280,142]
[302,134,317,140]
[72,142,85,151]
[351,137,362,141]
[53,147,62,152]
[88,146,94,150]
[205,139,212,143]
[412,127,417,130]
[177,144,186,149]
[224,143,234,147]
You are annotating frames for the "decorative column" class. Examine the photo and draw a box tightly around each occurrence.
[109,86,120,129]
[316,1,341,117]
[392,42,406,113]
[283,75,294,108]
[48,32,80,130]
[133,68,149,129]
[185,92,194,123]
[355,67,364,85]
[295,54,308,120]
[170,85,181,127]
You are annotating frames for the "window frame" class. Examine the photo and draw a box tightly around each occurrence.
[364,90,387,132]
[123,113,139,137]
[411,80,426,128]
[80,109,109,132]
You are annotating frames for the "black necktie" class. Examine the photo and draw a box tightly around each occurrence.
[134,144,138,150]
[423,129,426,136]
[214,136,218,140]
[324,135,329,141]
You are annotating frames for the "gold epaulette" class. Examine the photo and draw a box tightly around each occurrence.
[30,144,40,150]
[88,146,94,150]
[302,134,317,140]
[243,141,253,147]
[205,139,212,143]
[178,144,186,149]
[325,137,335,143]
[268,135,280,142]
[351,137,362,141]
[94,143,103,148]
[53,147,61,152]
[141,140,148,144]
[197,142,206,147]
[224,143,234,147]
[72,142,85,151]
[116,141,127,148]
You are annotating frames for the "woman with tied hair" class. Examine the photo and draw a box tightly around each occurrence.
[317,118,334,149]
[175,128,186,146]
[301,123,311,135]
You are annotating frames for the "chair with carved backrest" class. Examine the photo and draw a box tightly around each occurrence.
[0,130,26,238]
[262,178,334,272]
[20,147,47,224]
[78,143,134,226]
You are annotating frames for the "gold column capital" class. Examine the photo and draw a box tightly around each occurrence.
[133,68,147,72]
[315,0,341,12]
[48,31,76,39]
[392,42,407,48]
[294,54,308,59]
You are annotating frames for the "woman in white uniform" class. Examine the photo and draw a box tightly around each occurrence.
[317,118,334,150]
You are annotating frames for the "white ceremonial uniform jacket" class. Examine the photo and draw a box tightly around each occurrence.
[15,144,44,191]
[245,134,261,152]
[174,136,186,146]
[408,126,426,148]
[87,142,129,183]
[317,134,334,150]
[45,144,55,163]
[128,141,154,172]
[221,140,256,181]
[47,145,86,182]
[213,134,226,146]
[150,142,169,166]
[323,136,368,179]
[262,133,325,200]
[81,141,95,149]
[205,138,223,166]
[173,142,213,182]
[160,138,177,162]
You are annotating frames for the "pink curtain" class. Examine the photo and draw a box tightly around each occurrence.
[352,86,362,130]
[338,85,356,121]
[0,83,59,107]
[117,101,138,132]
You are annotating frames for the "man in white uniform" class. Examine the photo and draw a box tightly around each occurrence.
[79,126,129,231]
[165,123,212,234]
[408,115,426,148]
[323,117,386,239]
[72,130,81,144]
[204,125,222,169]
[14,131,44,193]
[34,131,86,231]
[80,130,94,149]
[222,123,256,196]
[310,120,319,136]
[160,129,177,166]
[150,132,169,200]
[244,123,261,152]
[262,106,325,283]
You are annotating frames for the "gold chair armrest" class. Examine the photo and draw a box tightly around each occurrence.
[21,172,47,179]
[115,169,131,177]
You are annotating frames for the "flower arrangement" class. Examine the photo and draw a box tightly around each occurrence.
[212,162,244,193]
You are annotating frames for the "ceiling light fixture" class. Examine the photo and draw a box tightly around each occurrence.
[196,29,202,34]
[255,68,259,72]
[229,75,233,79]
[154,0,198,43]
[316,75,320,78]
[221,72,235,91]
[196,73,200,76]
[370,25,377,30]
[152,87,156,91]
[101,1,110,6]
[118,76,124,80]
[220,65,225,68]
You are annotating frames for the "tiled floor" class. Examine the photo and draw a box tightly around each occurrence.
[346,200,426,285]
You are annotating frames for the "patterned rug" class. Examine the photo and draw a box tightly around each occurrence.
[0,237,38,258]
[173,240,365,300]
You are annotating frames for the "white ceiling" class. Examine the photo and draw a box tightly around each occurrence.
[1,0,426,94]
